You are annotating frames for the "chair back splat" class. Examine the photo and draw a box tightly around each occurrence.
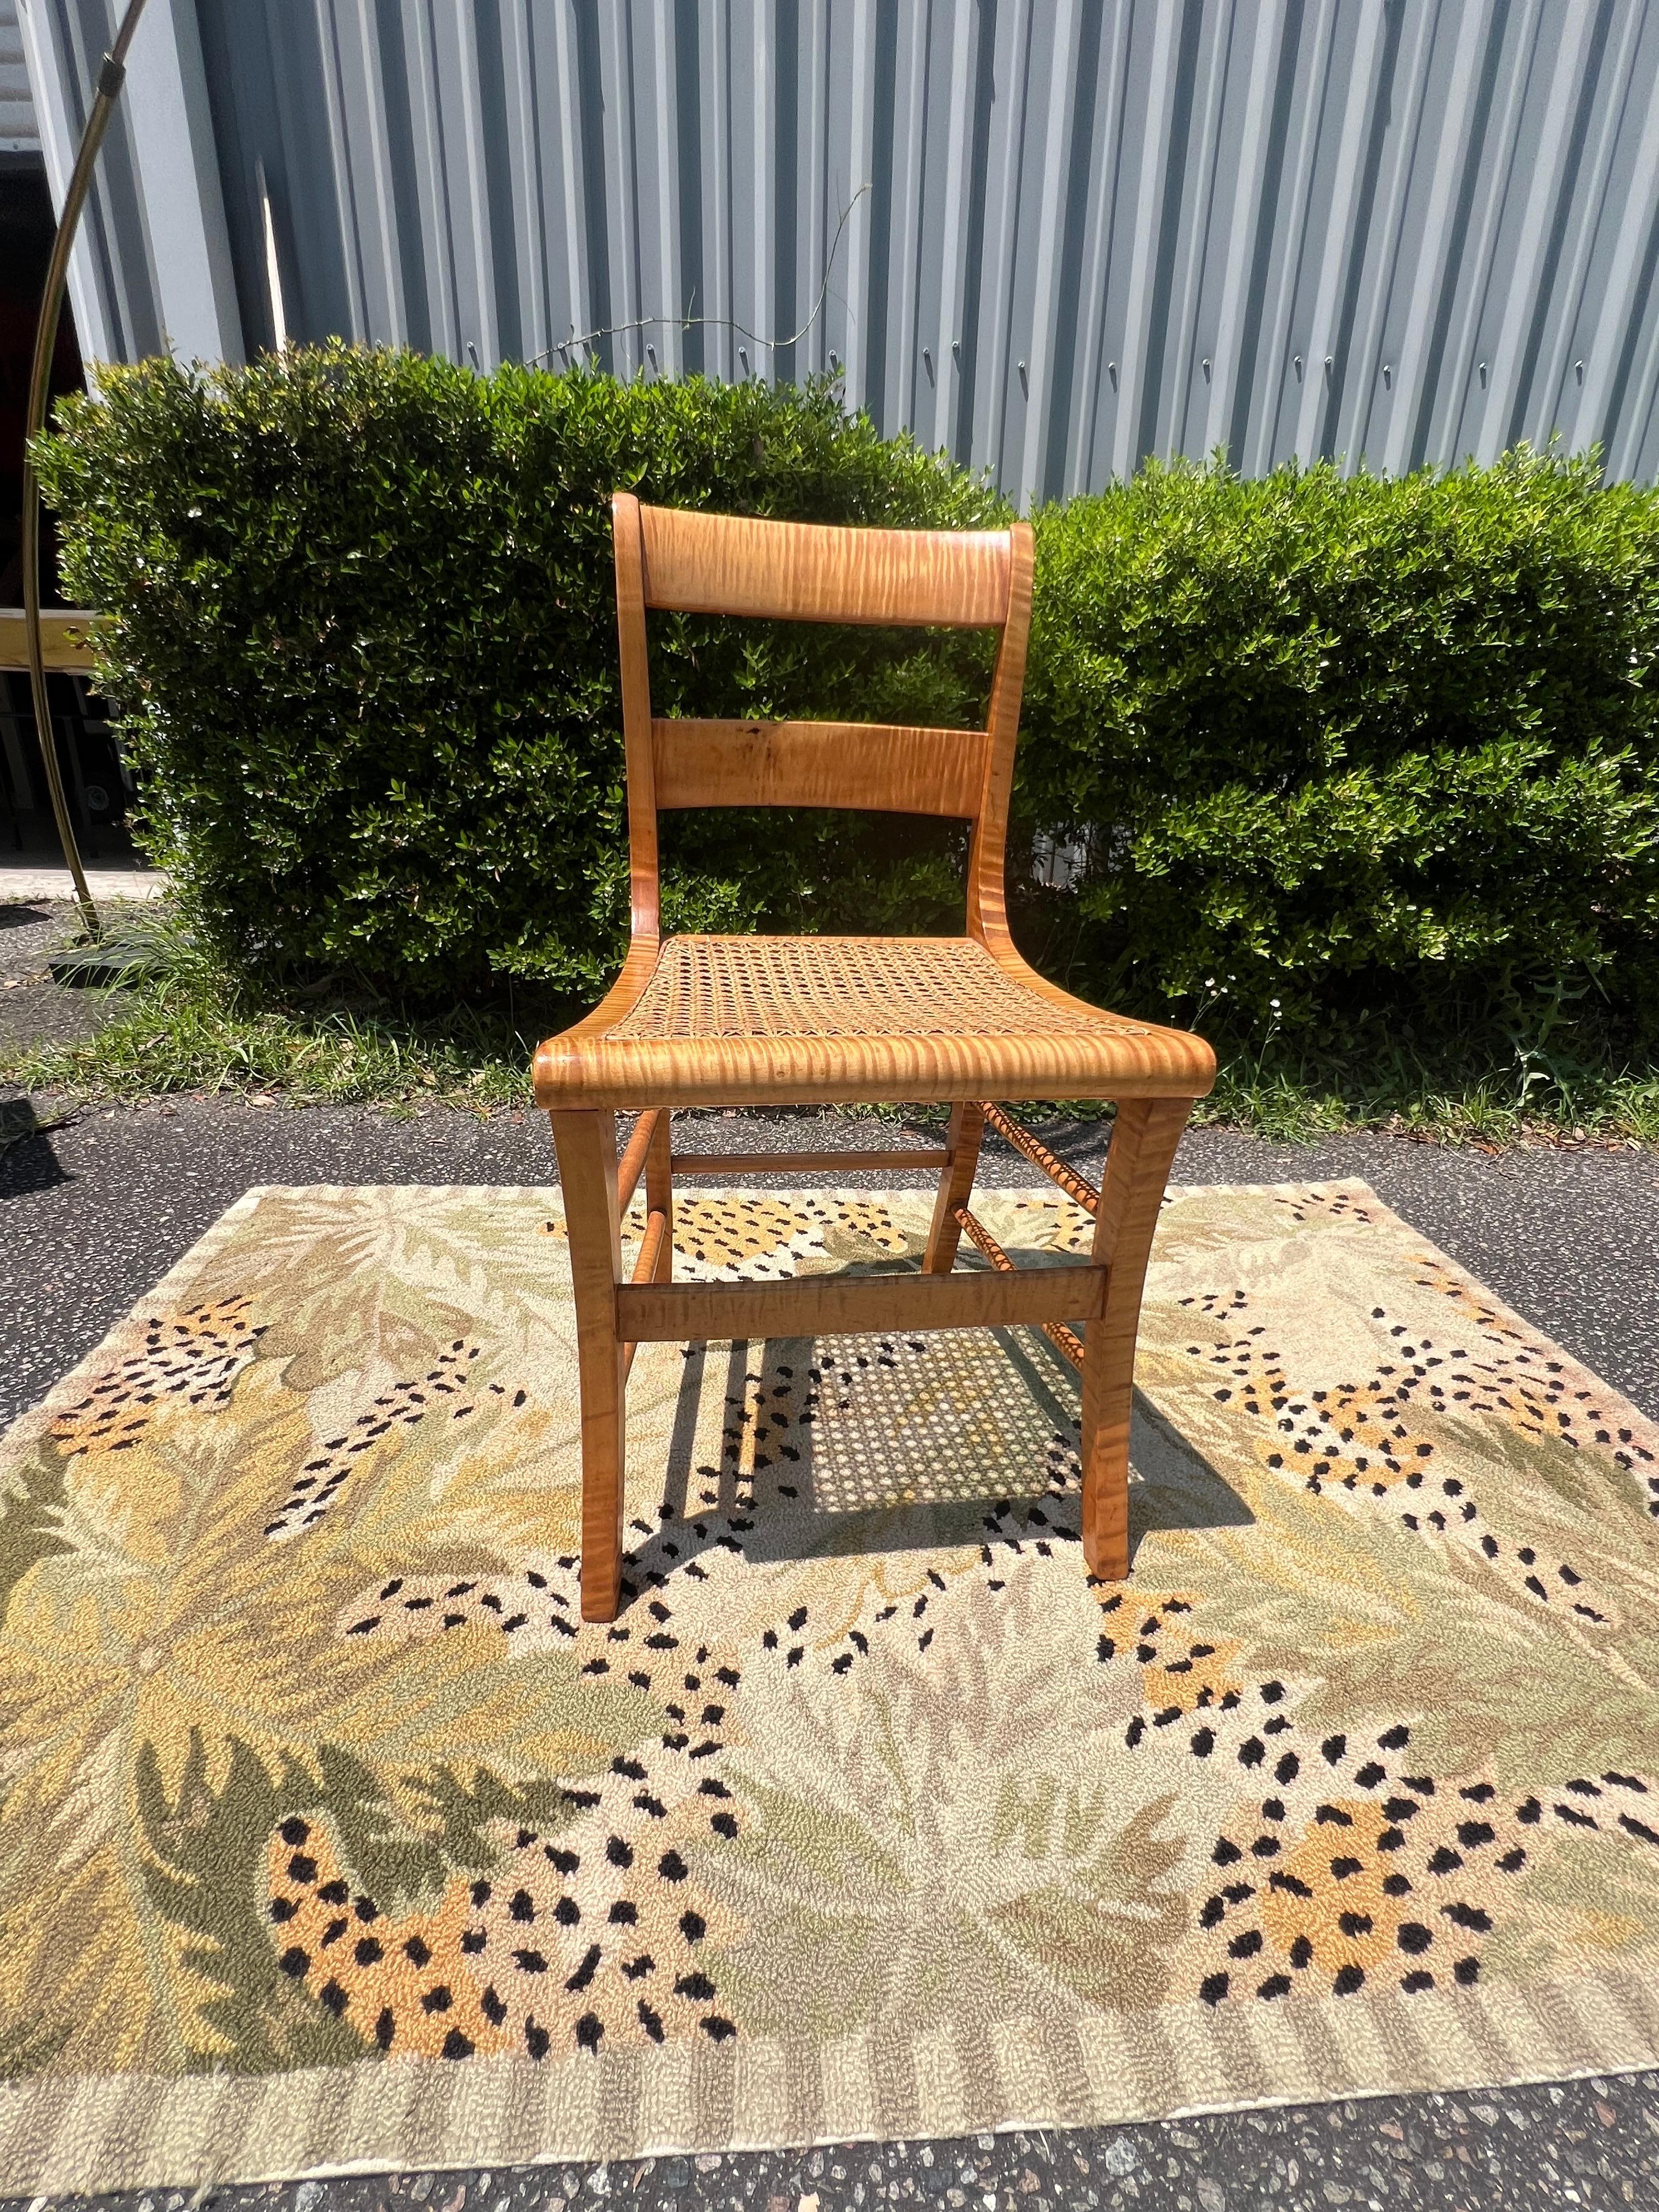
[535,494,1215,1622]
[613,494,1032,956]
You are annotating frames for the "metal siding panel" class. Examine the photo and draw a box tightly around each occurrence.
[1074,0,1138,488]
[428,1,488,363]
[20,0,121,357]
[1006,0,1054,493]
[796,0,827,379]
[546,0,594,358]
[1109,0,1181,481]
[883,0,927,438]
[719,0,749,376]
[849,0,884,414]
[108,0,244,362]
[978,0,1033,489]
[921,0,971,456]
[1547,4,1659,453]
[398,0,460,357]
[1425,0,1544,468]
[1,0,39,153]
[1338,0,1437,469]
[748,0,773,380]
[1542,0,1651,443]
[1264,0,1354,470]
[1198,0,1280,465]
[819,0,856,388]
[1165,0,1239,464]
[626,0,675,374]
[699,0,732,383]
[1618,272,1659,479]
[1581,55,1659,462]
[501,4,549,365]
[1066,0,1126,493]
[311,0,373,343]
[1594,28,1659,477]
[1382,0,1500,475]
[29,0,168,363]
[333,0,407,344]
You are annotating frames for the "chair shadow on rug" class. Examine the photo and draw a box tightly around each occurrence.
[619,1298,1251,1587]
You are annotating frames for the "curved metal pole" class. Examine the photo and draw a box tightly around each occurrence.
[21,0,151,941]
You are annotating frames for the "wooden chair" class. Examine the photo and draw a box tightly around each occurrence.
[534,495,1215,1621]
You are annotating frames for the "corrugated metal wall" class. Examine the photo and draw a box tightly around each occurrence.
[19,0,241,372]
[25,1,1659,498]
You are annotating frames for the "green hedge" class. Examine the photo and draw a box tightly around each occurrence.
[1022,454,1659,1047]
[35,347,1659,1056]
[36,347,1001,1001]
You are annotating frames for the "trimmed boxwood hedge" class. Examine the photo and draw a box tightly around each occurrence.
[35,346,1659,1057]
[1021,452,1659,1050]
[36,347,1002,1002]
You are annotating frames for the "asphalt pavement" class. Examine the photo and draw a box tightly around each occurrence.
[4,1092,1656,1436]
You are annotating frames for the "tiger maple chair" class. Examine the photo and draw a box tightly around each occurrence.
[534,494,1216,1621]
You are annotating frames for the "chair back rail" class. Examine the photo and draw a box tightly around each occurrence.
[611,492,1034,949]
[650,718,990,819]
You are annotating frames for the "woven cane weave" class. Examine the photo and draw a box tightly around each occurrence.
[611,935,1146,1041]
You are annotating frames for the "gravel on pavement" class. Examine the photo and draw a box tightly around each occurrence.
[0,899,124,1053]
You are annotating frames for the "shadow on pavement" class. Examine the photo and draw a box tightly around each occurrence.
[0,1096,75,1197]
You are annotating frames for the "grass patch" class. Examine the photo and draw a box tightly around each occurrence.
[2,909,550,1113]
[4,981,539,1112]
[1195,1058,1659,1146]
[5,909,1656,1145]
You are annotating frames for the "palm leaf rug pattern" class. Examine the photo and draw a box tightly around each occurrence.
[0,1179,1655,2192]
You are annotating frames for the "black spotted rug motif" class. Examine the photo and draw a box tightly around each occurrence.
[0,1179,1655,2192]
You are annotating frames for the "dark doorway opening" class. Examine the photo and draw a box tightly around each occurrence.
[0,151,133,860]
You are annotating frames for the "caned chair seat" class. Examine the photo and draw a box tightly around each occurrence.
[535,932,1215,1109]
[534,495,1215,1622]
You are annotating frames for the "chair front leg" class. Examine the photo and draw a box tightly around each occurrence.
[1078,1096,1192,1582]
[924,1101,986,1273]
[550,1109,627,1622]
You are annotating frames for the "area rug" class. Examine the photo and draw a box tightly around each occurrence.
[0,1178,1656,2192]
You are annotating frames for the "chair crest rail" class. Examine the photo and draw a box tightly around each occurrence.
[637,506,1012,626]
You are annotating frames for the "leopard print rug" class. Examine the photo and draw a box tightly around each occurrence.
[0,1179,1654,2191]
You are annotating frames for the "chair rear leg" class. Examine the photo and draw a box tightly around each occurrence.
[549,1109,627,1622]
[646,1108,674,1281]
[924,1101,986,1273]
[1078,1097,1192,1582]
